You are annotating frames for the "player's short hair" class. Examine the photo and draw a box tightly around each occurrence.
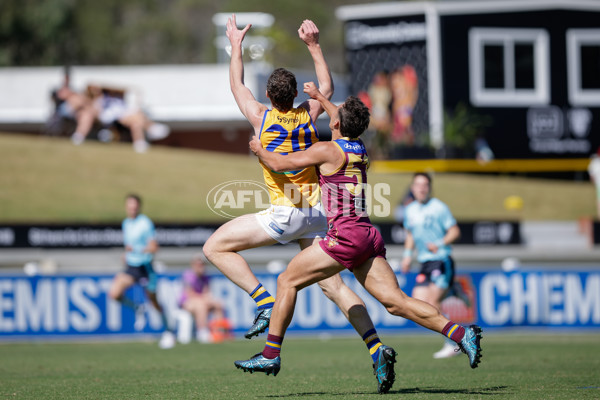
[412,172,432,185]
[125,193,142,207]
[339,96,370,139]
[267,68,297,112]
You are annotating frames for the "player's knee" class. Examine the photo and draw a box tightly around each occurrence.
[202,240,217,262]
[276,271,290,288]
[276,270,300,291]
[380,297,406,317]
[203,233,232,260]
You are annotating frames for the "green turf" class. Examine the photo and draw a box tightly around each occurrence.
[0,132,596,222]
[1,334,599,399]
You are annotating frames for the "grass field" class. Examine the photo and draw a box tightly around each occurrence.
[0,132,596,223]
[2,334,599,399]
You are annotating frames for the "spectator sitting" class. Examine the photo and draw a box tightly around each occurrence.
[178,254,232,343]
[70,84,170,153]
[46,74,97,138]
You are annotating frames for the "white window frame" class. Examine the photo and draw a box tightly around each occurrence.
[567,29,600,106]
[469,28,550,107]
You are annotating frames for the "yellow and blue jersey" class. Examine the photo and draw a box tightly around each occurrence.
[259,107,320,208]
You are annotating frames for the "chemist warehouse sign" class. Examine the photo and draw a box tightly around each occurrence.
[0,270,599,338]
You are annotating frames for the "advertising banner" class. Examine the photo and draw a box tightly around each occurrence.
[1,270,598,339]
[0,224,219,249]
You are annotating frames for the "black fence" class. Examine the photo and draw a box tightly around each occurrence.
[0,224,220,249]
[0,221,521,249]
[376,221,521,246]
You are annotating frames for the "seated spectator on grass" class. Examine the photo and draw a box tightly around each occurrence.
[46,74,97,138]
[69,84,170,153]
[178,254,232,343]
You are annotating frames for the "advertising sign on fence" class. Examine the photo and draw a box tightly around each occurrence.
[1,270,598,339]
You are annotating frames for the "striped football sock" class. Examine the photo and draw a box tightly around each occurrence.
[250,283,275,310]
[262,334,283,359]
[442,322,466,344]
[362,328,383,363]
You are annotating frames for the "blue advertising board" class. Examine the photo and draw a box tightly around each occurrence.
[0,270,599,339]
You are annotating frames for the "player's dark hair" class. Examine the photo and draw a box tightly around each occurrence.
[125,193,142,207]
[339,96,370,139]
[267,68,297,112]
[412,172,432,185]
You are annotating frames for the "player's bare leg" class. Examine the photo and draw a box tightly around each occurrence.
[235,244,343,376]
[355,257,482,368]
[108,273,152,336]
[354,258,447,332]
[204,214,277,292]
[204,214,278,337]
[108,273,135,303]
[313,255,398,393]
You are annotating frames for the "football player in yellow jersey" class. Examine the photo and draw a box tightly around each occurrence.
[203,15,391,385]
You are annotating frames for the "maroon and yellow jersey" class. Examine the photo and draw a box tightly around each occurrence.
[319,137,371,226]
[318,137,386,270]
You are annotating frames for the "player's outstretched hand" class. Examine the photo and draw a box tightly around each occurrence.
[303,82,320,99]
[249,135,262,155]
[226,14,251,46]
[298,19,319,46]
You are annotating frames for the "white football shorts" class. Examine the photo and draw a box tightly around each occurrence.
[255,203,327,244]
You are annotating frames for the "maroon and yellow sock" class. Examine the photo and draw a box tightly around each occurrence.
[442,322,465,344]
[262,334,283,359]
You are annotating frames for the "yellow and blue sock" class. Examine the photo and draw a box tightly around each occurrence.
[250,283,275,310]
[363,328,383,363]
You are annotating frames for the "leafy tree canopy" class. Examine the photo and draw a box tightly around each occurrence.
[0,0,395,72]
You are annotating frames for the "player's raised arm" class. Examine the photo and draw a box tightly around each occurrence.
[298,19,333,122]
[303,82,338,120]
[226,14,267,128]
